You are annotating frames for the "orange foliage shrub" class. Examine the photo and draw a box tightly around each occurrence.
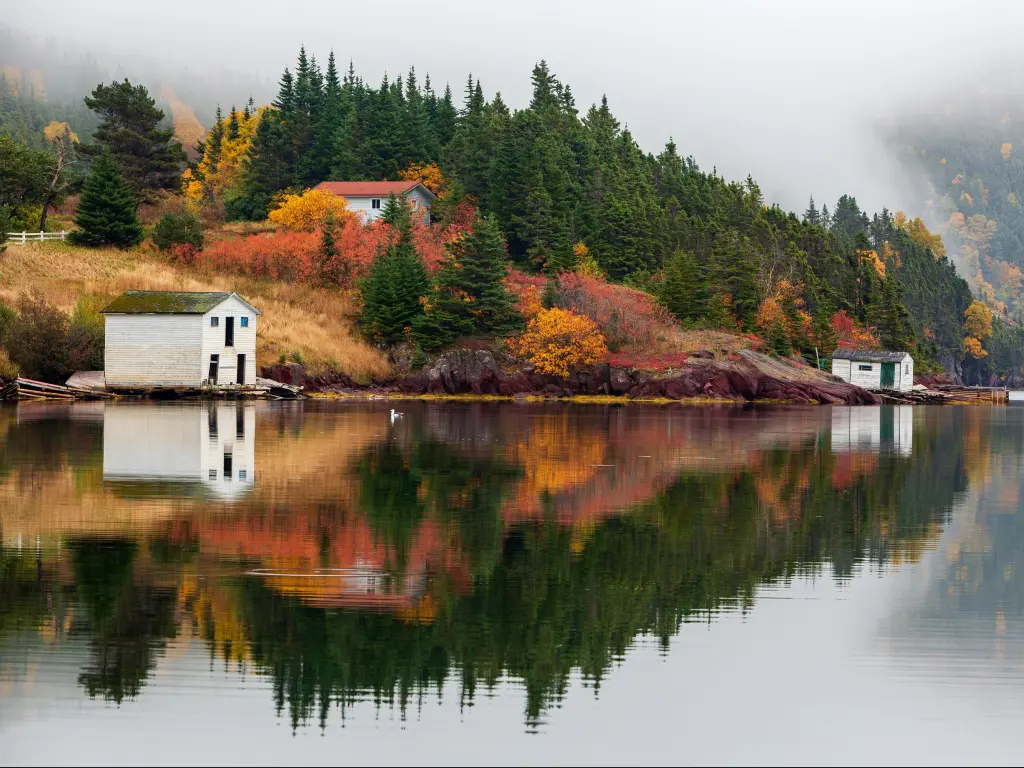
[550,272,674,351]
[830,310,880,350]
[508,308,608,377]
[268,188,354,232]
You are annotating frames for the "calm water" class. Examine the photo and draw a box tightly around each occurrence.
[2,401,1024,765]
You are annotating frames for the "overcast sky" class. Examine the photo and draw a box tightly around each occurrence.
[4,0,1021,214]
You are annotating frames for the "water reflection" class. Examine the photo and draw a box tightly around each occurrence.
[103,404,256,498]
[0,402,992,735]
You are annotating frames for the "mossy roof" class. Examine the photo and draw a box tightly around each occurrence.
[101,291,251,314]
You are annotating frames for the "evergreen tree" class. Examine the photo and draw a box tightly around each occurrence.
[82,79,185,202]
[415,217,522,349]
[660,249,707,323]
[804,196,819,226]
[69,153,143,248]
[226,106,239,140]
[708,230,758,330]
[811,296,839,362]
[360,194,430,345]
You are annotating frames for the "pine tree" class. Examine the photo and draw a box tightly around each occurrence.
[226,106,239,140]
[414,217,522,349]
[660,249,707,323]
[69,153,143,248]
[82,79,186,202]
[804,195,819,226]
[708,230,758,330]
[360,194,430,345]
[811,296,839,362]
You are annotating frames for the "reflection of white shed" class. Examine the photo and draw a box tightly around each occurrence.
[831,406,913,456]
[830,350,913,391]
[102,404,255,499]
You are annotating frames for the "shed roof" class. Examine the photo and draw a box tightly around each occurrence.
[101,291,261,315]
[313,180,437,200]
[831,349,911,362]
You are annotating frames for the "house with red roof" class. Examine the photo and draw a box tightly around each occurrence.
[313,180,436,223]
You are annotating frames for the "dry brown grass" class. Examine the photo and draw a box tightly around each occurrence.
[664,328,755,355]
[0,242,391,382]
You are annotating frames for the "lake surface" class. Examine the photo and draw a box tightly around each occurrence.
[2,400,1024,765]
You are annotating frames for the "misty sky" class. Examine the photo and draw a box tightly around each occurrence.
[4,0,1021,214]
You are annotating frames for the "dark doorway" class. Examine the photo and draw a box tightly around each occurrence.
[236,405,245,439]
[208,354,219,385]
[225,316,235,347]
[223,452,233,478]
[236,354,246,385]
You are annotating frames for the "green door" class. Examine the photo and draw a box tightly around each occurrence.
[880,362,896,389]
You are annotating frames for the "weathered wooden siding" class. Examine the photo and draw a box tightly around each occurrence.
[899,358,914,392]
[343,188,432,222]
[104,314,203,387]
[830,359,851,382]
[202,296,258,385]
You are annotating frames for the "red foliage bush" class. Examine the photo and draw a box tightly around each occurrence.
[552,272,675,351]
[190,209,474,287]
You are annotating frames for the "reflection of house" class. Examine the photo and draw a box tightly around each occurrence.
[831,406,912,456]
[101,291,260,389]
[831,350,914,391]
[102,404,255,498]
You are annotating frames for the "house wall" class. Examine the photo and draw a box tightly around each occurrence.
[343,187,433,222]
[202,296,258,386]
[831,359,852,383]
[899,357,914,392]
[104,314,203,387]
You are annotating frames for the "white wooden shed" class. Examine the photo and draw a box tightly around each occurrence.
[101,290,260,389]
[313,180,436,223]
[830,349,914,391]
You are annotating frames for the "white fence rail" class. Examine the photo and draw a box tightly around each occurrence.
[3,231,68,245]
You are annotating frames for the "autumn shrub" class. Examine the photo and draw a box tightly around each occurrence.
[153,210,205,252]
[67,297,105,371]
[830,310,880,350]
[508,307,608,377]
[268,188,354,232]
[6,292,71,383]
[0,347,18,380]
[549,272,674,351]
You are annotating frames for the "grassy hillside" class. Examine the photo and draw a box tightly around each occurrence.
[0,242,391,383]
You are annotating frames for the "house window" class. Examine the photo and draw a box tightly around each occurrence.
[209,469,217,480]
[225,316,234,347]
[240,317,249,328]
[905,364,909,374]
[371,198,382,209]
[858,364,873,371]
[211,317,219,327]
[239,469,247,481]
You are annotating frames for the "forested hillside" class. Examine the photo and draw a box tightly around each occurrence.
[0,42,1005,382]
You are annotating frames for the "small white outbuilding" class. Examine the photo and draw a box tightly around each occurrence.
[830,349,914,392]
[313,180,436,223]
[101,290,260,389]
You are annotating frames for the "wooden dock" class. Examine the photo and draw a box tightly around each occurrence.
[1,374,307,401]
[872,385,1009,404]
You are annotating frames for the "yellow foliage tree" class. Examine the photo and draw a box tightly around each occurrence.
[399,162,447,195]
[268,188,353,232]
[1002,143,1013,160]
[894,212,946,257]
[857,249,886,278]
[964,336,987,359]
[963,300,993,340]
[508,307,607,377]
[573,241,605,279]
[184,106,265,206]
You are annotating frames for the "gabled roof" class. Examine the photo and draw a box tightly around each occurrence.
[101,290,261,315]
[831,349,911,362]
[314,180,437,200]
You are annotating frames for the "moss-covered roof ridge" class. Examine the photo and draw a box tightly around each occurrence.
[101,290,234,314]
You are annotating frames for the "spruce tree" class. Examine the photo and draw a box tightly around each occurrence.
[708,230,758,330]
[811,296,839,362]
[360,195,429,345]
[70,153,143,248]
[414,217,522,349]
[660,249,706,323]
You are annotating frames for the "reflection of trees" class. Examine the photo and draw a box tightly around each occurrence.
[69,539,177,704]
[0,405,977,728]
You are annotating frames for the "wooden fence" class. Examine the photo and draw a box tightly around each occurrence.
[3,231,68,245]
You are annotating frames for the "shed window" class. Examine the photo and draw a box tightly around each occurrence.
[240,316,249,328]
[210,317,219,327]
[239,469,247,481]
[905,364,910,374]
[371,198,381,209]
[858,364,873,371]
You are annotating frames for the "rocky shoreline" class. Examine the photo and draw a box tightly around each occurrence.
[262,348,881,406]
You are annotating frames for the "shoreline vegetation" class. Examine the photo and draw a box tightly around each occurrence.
[3,53,1022,395]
